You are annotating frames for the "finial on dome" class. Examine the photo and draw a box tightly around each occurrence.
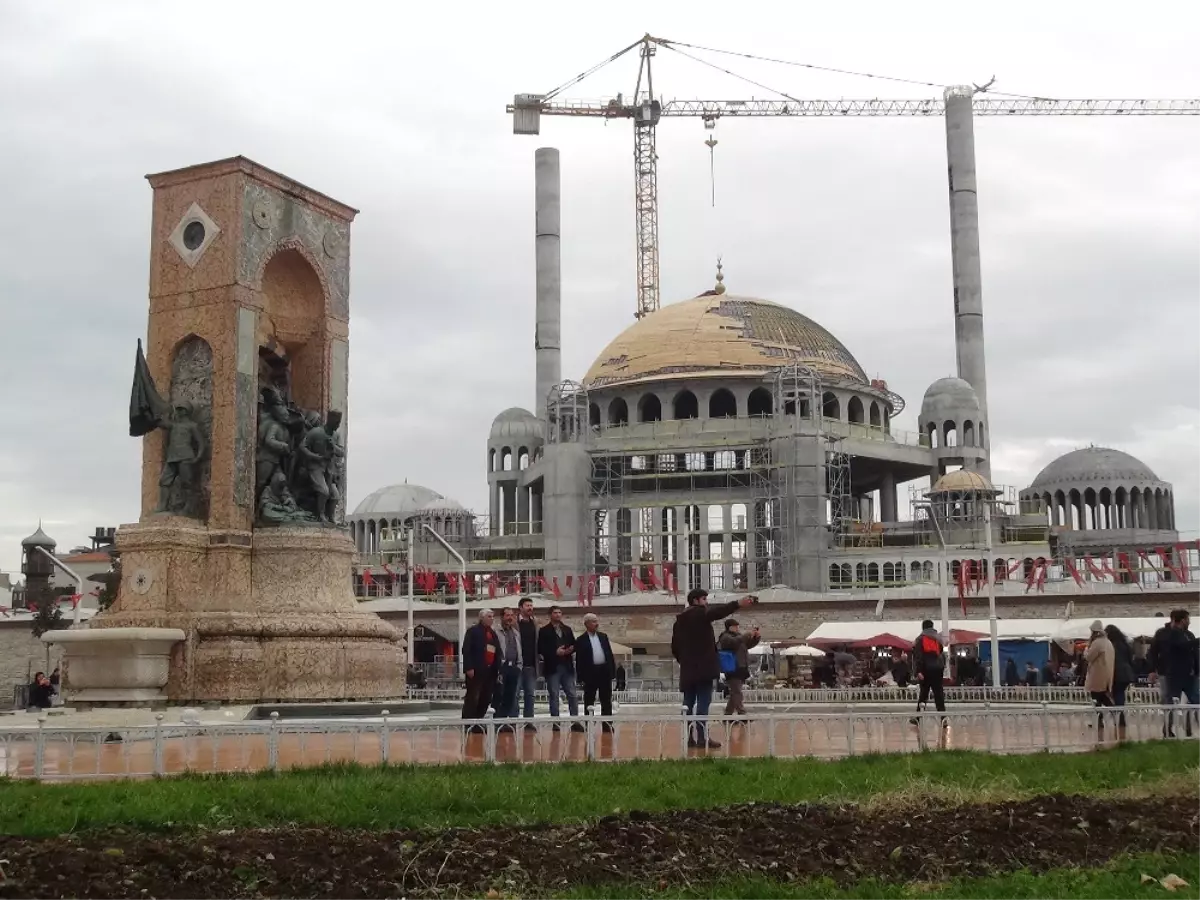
[714,257,725,294]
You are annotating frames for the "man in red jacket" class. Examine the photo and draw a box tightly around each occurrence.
[671,588,755,748]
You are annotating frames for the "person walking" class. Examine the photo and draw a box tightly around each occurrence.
[671,588,755,749]
[909,619,947,726]
[538,605,582,730]
[1162,609,1199,738]
[1105,623,1135,740]
[461,609,502,728]
[1084,620,1115,736]
[516,597,540,730]
[717,618,760,722]
[574,613,616,726]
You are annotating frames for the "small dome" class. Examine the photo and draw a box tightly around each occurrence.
[932,470,994,493]
[350,483,443,519]
[21,524,56,549]
[1029,446,1162,488]
[920,377,981,422]
[490,407,544,442]
[416,496,467,514]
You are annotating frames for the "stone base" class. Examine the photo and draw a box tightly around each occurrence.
[92,521,404,703]
[42,627,184,707]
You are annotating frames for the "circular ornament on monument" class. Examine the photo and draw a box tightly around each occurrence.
[252,201,274,230]
[130,567,154,595]
[322,230,340,258]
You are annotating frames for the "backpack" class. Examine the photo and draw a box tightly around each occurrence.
[718,649,738,674]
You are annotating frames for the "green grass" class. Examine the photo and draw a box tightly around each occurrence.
[1,741,1195,837]
[555,852,1200,899]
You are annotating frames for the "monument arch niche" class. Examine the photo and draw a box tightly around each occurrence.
[71,157,401,705]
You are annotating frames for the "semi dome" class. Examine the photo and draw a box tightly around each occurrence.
[583,293,868,388]
[920,377,981,422]
[490,407,544,442]
[931,470,994,493]
[1029,446,1162,488]
[350,483,444,519]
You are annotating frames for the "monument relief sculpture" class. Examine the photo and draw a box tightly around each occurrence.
[258,470,315,524]
[295,410,345,525]
[129,340,208,519]
[255,386,294,501]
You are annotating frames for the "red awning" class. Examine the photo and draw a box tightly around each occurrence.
[948,628,989,645]
[848,633,911,651]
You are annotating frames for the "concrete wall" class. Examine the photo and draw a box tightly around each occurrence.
[0,622,59,697]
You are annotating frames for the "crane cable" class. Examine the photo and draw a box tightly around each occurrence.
[542,38,645,101]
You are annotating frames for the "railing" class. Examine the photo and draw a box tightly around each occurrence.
[3,704,1194,781]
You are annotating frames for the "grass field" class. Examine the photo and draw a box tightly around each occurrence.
[1,741,1195,837]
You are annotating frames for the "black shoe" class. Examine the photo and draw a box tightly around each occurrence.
[523,723,538,733]
[908,717,919,726]
[570,723,586,733]
[705,738,722,749]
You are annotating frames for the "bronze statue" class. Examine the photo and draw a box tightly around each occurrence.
[258,471,314,525]
[296,409,344,524]
[255,387,293,501]
[155,400,206,516]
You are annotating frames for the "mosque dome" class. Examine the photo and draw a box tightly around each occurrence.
[583,293,869,389]
[416,496,467,513]
[350,483,444,520]
[919,377,981,422]
[931,470,994,493]
[21,525,56,549]
[1029,447,1162,489]
[489,407,544,443]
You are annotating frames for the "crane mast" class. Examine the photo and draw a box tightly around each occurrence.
[508,36,1199,323]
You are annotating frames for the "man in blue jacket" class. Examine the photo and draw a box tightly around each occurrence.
[461,608,502,726]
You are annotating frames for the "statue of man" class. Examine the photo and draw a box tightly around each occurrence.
[255,388,292,500]
[258,471,313,525]
[156,400,206,516]
[297,411,343,524]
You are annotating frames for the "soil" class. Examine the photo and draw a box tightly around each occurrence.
[0,795,1195,899]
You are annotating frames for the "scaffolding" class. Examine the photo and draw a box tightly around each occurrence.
[826,435,853,541]
[546,380,589,444]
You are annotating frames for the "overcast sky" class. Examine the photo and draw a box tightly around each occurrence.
[1,1,1197,574]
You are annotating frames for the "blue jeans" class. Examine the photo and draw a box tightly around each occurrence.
[547,669,579,718]
[1165,675,1199,736]
[683,680,714,743]
[520,667,538,719]
[496,666,521,718]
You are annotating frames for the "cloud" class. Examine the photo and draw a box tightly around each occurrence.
[1,0,1197,573]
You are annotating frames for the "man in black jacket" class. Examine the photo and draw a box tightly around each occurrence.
[1153,609,1199,738]
[909,619,947,725]
[538,605,581,727]
[574,613,616,724]
[461,609,502,725]
[516,597,540,728]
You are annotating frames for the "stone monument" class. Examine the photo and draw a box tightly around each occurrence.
[68,156,403,702]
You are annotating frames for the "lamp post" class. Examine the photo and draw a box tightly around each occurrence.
[406,527,415,671]
[421,524,467,679]
[983,499,1001,688]
[917,502,951,640]
[35,546,83,627]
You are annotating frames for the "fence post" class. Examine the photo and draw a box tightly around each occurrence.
[153,713,165,776]
[984,702,993,753]
[1040,701,1050,751]
[680,704,690,756]
[766,714,776,758]
[267,711,280,771]
[586,707,598,761]
[34,714,47,780]
[484,711,496,764]
[845,704,856,757]
[380,709,390,765]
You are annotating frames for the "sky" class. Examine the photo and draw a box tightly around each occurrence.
[1,0,1197,574]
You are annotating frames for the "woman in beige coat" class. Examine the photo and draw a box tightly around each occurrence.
[1084,620,1115,733]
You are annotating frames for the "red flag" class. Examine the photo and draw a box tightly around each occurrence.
[586,574,597,606]
[465,573,476,595]
[577,576,586,606]
[1007,559,1024,578]
[1063,558,1083,587]
[630,568,648,593]
[446,572,459,594]
[646,565,662,590]
[1036,561,1048,592]
[565,575,574,589]
[505,577,520,595]
[1158,547,1186,582]
[957,561,969,614]
[1116,552,1140,588]
[361,569,375,587]
[487,573,497,600]
[549,577,564,600]
[68,594,81,608]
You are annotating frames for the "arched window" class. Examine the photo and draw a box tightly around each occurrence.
[609,397,629,425]
[869,401,881,428]
[847,396,865,424]
[829,564,843,587]
[855,562,866,584]
[637,394,662,422]
[501,447,513,471]
[943,420,957,447]
[927,422,939,449]
[840,563,852,586]
[882,562,895,582]
[978,423,985,446]
[822,392,840,420]
[518,447,530,470]
[867,562,879,583]
[713,450,736,470]
[910,561,922,582]
[488,448,496,472]
[748,387,773,417]
[963,420,975,446]
[709,388,737,418]
[672,390,699,419]
[588,403,601,428]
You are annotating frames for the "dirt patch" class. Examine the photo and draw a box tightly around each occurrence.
[1,795,1195,898]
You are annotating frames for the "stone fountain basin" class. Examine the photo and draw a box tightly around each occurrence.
[41,627,185,707]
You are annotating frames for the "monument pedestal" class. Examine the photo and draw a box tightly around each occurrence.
[42,627,185,708]
[89,520,404,702]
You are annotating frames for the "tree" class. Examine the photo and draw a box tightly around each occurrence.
[29,587,69,639]
[92,554,121,612]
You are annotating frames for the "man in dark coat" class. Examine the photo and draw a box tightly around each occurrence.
[909,619,947,725]
[538,605,581,728]
[671,588,755,748]
[573,613,616,724]
[461,609,502,726]
[516,597,540,727]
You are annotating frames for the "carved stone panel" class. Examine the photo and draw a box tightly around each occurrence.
[169,336,214,521]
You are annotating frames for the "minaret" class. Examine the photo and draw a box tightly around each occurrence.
[944,86,991,477]
[534,148,562,420]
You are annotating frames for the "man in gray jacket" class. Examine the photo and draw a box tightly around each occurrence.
[717,619,760,720]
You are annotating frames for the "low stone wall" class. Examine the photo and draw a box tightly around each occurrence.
[0,622,60,700]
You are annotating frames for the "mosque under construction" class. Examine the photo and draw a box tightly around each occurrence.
[348,141,1181,604]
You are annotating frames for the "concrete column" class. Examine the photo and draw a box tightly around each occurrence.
[517,484,531,535]
[534,148,561,421]
[880,472,898,523]
[722,504,734,593]
[699,504,711,590]
[673,505,688,596]
[944,87,991,479]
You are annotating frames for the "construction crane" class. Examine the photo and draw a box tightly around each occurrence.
[508,34,1200,322]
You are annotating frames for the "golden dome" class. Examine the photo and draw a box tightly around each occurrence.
[583,293,868,389]
[931,470,995,493]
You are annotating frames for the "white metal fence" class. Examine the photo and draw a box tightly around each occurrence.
[2,704,1195,782]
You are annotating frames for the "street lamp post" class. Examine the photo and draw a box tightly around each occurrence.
[421,524,467,679]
